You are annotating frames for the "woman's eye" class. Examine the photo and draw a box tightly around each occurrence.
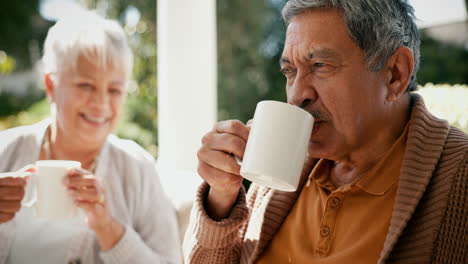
[77,83,93,90]
[109,88,122,95]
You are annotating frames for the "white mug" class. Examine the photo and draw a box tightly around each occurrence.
[26,160,81,220]
[237,101,314,192]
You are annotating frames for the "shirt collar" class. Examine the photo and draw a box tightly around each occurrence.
[308,123,409,195]
[308,158,335,191]
[356,123,409,195]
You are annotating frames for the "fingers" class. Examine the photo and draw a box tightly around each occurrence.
[198,120,249,195]
[68,187,104,204]
[0,186,25,201]
[198,161,243,193]
[63,169,105,208]
[213,120,250,142]
[200,120,250,167]
[18,164,36,173]
[0,200,21,213]
[202,132,247,160]
[0,177,27,187]
[0,164,35,180]
[64,169,99,189]
[0,212,15,224]
[69,188,98,201]
[78,202,102,213]
[0,182,23,224]
[198,147,241,175]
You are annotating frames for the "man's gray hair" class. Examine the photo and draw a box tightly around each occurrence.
[282,0,420,92]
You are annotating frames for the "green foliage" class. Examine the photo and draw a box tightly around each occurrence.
[417,32,468,85]
[0,0,51,70]
[0,97,49,131]
[0,87,44,117]
[217,0,288,123]
[116,92,158,157]
[0,54,16,75]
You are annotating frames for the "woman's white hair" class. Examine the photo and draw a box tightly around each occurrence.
[42,10,133,83]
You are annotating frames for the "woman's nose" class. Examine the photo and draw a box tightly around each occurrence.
[92,89,109,104]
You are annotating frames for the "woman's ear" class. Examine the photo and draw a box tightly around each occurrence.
[44,73,55,102]
[384,46,414,102]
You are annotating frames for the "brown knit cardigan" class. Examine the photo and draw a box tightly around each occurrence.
[183,94,468,264]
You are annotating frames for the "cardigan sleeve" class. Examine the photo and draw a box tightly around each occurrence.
[183,181,249,264]
[99,160,182,264]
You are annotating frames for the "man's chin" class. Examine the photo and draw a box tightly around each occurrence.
[307,141,327,159]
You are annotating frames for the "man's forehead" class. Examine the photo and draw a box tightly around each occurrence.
[280,47,342,64]
[280,9,353,64]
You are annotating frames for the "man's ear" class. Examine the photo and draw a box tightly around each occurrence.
[44,73,56,102]
[384,46,414,102]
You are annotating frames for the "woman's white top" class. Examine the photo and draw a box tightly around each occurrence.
[0,120,182,264]
[6,208,85,264]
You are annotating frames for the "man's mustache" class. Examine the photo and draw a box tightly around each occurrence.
[309,110,329,121]
[297,101,329,121]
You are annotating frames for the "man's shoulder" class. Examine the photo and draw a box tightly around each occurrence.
[444,126,468,158]
[434,126,468,183]
[447,126,468,143]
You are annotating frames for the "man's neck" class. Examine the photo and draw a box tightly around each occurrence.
[330,94,411,188]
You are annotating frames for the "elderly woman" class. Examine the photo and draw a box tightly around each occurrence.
[0,11,181,264]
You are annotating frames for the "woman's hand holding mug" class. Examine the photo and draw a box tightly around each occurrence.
[0,165,35,224]
[64,168,124,251]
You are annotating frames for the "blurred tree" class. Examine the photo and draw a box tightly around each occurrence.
[0,0,49,119]
[417,31,468,85]
[217,0,287,123]
[0,0,51,70]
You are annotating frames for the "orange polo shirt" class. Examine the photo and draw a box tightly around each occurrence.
[257,125,408,264]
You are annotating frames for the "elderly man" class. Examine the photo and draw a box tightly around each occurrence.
[184,0,467,263]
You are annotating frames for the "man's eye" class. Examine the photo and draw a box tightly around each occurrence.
[313,62,326,68]
[281,68,295,77]
[312,62,334,73]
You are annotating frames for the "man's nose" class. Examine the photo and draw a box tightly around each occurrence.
[287,72,317,108]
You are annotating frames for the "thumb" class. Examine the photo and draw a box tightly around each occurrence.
[17,164,36,180]
[19,164,36,173]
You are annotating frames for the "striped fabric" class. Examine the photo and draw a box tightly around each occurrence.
[183,94,468,264]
